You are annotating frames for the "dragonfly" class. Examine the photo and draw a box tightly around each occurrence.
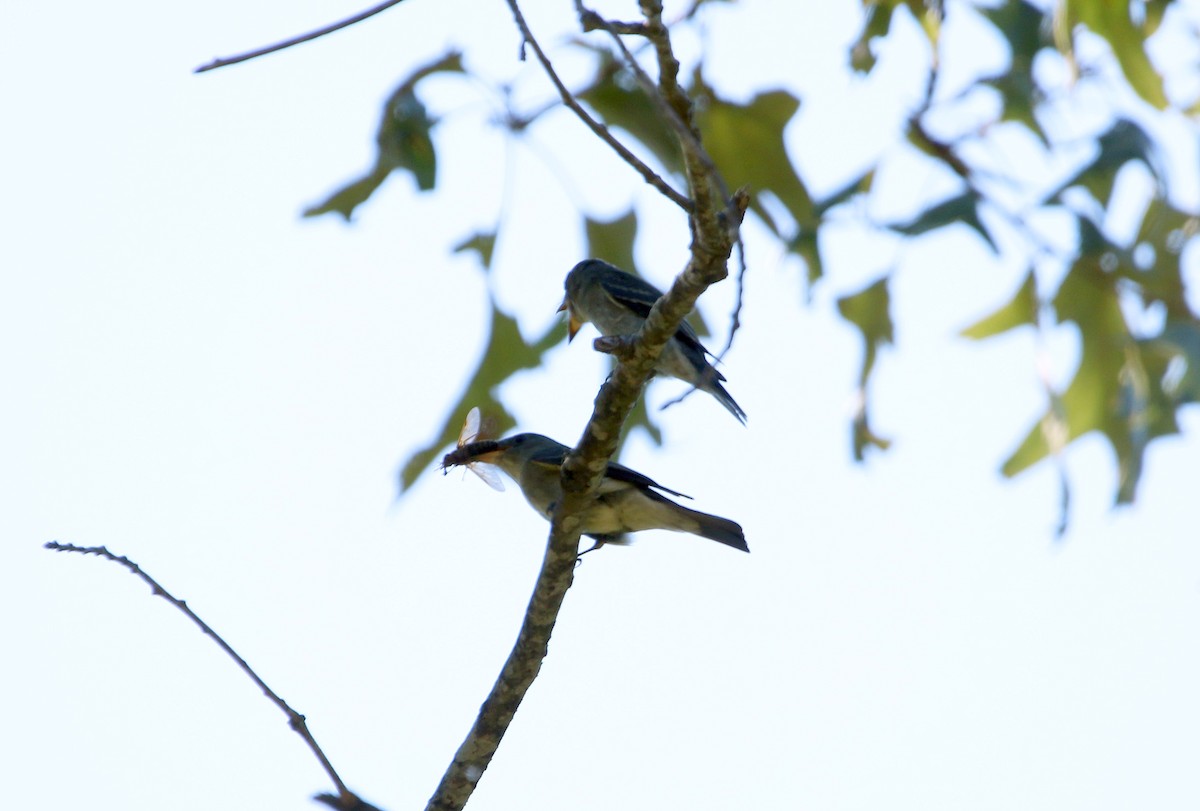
[442,406,504,491]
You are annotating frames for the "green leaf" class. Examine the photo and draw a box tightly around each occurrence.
[1066,0,1168,109]
[849,2,895,73]
[303,165,392,221]
[696,87,814,230]
[888,190,998,253]
[397,296,565,493]
[1121,200,1198,317]
[838,275,893,385]
[585,209,639,274]
[814,169,874,217]
[1001,255,1125,480]
[982,71,1047,145]
[1152,320,1200,405]
[1095,117,1157,177]
[837,275,893,460]
[999,234,1185,504]
[960,268,1038,339]
[849,1,939,73]
[1051,118,1157,206]
[790,230,822,290]
[1143,0,1170,37]
[376,90,438,191]
[579,57,682,174]
[305,51,464,220]
[982,0,1049,68]
[850,407,893,461]
[453,231,498,271]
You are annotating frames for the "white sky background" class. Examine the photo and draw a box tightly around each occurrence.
[3,1,1199,810]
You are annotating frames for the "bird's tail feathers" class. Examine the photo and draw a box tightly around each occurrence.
[709,380,747,425]
[681,506,748,552]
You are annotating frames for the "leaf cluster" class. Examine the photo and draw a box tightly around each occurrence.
[310,1,1198,516]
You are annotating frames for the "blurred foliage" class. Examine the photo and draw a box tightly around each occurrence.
[305,52,463,220]
[306,2,1199,519]
[398,297,565,493]
[837,276,895,460]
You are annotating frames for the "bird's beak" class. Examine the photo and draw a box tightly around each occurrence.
[467,446,506,465]
[559,297,582,342]
[443,439,507,471]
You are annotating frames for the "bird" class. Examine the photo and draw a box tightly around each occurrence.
[559,258,747,424]
[442,432,747,553]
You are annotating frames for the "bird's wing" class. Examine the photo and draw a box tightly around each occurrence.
[520,432,693,501]
[602,459,692,500]
[598,269,709,356]
[524,441,571,471]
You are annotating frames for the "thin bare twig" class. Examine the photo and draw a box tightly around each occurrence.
[194,0,409,73]
[44,541,368,809]
[502,0,693,212]
[718,232,748,360]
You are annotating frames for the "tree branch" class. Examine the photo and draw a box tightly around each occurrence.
[638,0,726,252]
[502,0,693,212]
[425,4,747,808]
[44,541,373,810]
[577,1,732,209]
[194,0,409,74]
[424,193,746,810]
[423,516,581,811]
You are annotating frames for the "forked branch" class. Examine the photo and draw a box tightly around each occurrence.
[423,4,746,809]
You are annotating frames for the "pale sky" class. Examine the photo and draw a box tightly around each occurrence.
[3,1,1198,810]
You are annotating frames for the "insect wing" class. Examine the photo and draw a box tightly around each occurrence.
[457,406,504,491]
[459,406,482,446]
[468,462,505,491]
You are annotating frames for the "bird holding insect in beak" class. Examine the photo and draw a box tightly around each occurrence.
[443,431,747,553]
[559,259,747,425]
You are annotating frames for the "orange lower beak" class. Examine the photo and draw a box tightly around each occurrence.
[560,298,583,342]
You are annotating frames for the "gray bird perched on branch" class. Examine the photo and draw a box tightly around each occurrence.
[559,258,747,424]
[443,432,748,553]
